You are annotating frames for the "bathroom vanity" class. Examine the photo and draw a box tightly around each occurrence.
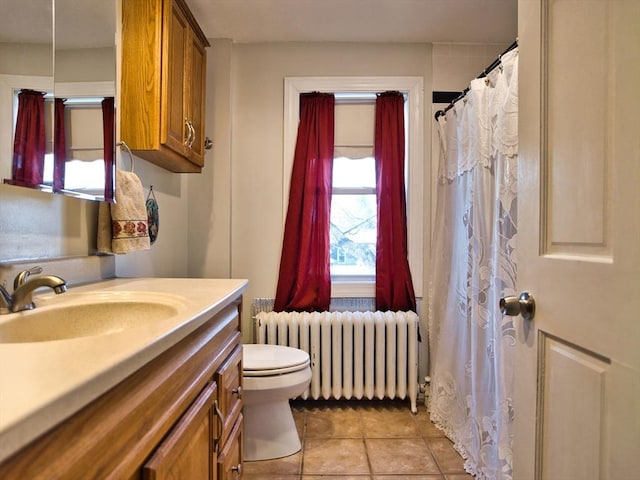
[0,277,247,479]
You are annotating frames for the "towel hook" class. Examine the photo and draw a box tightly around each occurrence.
[117,141,135,173]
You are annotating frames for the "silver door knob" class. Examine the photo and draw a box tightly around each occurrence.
[500,292,536,320]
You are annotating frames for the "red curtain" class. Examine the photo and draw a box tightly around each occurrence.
[53,98,66,191]
[274,92,335,312]
[102,97,115,202]
[374,91,416,312]
[12,90,46,187]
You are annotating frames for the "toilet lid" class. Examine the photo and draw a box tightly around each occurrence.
[243,344,310,376]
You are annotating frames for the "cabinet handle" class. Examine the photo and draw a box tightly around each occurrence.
[187,121,196,149]
[213,399,224,445]
[184,118,192,147]
[232,464,242,477]
[232,385,242,398]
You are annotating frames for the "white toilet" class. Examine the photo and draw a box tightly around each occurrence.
[242,343,312,461]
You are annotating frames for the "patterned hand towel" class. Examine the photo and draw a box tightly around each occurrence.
[97,170,151,254]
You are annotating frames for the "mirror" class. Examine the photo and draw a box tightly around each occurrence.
[0,0,116,201]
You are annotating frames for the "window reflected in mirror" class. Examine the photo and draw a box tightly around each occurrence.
[0,0,116,202]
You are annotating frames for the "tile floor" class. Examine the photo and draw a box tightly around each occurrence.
[243,398,474,479]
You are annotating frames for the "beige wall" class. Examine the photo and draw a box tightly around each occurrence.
[187,39,233,279]
[432,43,509,91]
[0,42,188,279]
[429,42,511,239]
[0,44,52,76]
[217,42,432,339]
[0,40,511,346]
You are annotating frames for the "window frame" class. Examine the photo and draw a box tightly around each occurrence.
[283,76,424,298]
[330,169,377,280]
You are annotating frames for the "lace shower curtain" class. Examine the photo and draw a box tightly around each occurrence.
[428,48,518,479]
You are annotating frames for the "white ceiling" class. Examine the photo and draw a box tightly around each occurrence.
[189,0,518,44]
[1,0,517,48]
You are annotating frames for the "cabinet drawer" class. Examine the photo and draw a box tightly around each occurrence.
[217,415,243,480]
[143,381,217,480]
[215,345,242,448]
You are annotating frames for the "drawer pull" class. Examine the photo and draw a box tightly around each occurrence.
[232,386,243,398]
[213,399,224,445]
[232,463,242,477]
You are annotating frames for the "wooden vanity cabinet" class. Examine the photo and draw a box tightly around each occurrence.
[143,382,218,479]
[218,415,243,479]
[214,345,244,478]
[121,0,210,173]
[0,299,244,480]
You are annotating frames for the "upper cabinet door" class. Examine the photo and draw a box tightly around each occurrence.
[121,0,209,173]
[185,32,208,165]
[161,1,189,160]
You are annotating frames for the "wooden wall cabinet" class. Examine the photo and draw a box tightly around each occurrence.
[121,0,210,173]
[0,299,244,480]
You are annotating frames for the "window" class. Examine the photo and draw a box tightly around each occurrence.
[330,155,377,277]
[330,94,378,279]
[284,77,424,297]
[46,98,107,194]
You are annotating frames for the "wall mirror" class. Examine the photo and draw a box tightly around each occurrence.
[0,0,116,201]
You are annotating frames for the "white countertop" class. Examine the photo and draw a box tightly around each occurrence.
[0,277,248,462]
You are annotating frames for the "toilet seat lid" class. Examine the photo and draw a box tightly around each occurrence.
[243,344,310,376]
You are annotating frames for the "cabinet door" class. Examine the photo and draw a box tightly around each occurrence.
[184,33,207,166]
[215,345,243,448]
[217,415,243,480]
[143,382,217,480]
[161,0,189,157]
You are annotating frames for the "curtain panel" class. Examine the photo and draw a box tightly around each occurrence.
[53,98,66,192]
[274,92,335,312]
[374,91,416,312]
[428,49,519,480]
[102,97,115,202]
[12,90,46,187]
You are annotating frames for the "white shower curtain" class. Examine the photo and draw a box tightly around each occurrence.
[428,48,518,480]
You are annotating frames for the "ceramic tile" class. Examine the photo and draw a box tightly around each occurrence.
[248,399,468,479]
[361,403,420,438]
[243,450,302,475]
[374,476,443,480]
[303,476,371,480]
[305,403,363,438]
[366,438,441,475]
[244,476,300,480]
[413,407,446,438]
[427,437,467,473]
[303,438,370,475]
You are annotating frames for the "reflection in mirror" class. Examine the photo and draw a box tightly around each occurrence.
[53,82,116,201]
[54,0,117,201]
[0,0,116,201]
[0,0,53,189]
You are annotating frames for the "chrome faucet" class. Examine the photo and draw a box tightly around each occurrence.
[0,267,67,314]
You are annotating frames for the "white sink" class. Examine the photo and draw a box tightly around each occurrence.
[0,291,186,343]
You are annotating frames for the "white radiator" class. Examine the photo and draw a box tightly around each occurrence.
[254,310,419,413]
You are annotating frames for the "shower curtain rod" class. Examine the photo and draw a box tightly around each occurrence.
[434,39,518,120]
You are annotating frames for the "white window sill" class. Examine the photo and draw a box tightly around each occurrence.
[331,279,375,297]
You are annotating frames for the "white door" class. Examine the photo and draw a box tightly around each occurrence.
[515,1,640,479]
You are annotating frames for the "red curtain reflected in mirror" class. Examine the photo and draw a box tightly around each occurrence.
[102,97,115,202]
[53,98,66,192]
[11,90,46,187]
